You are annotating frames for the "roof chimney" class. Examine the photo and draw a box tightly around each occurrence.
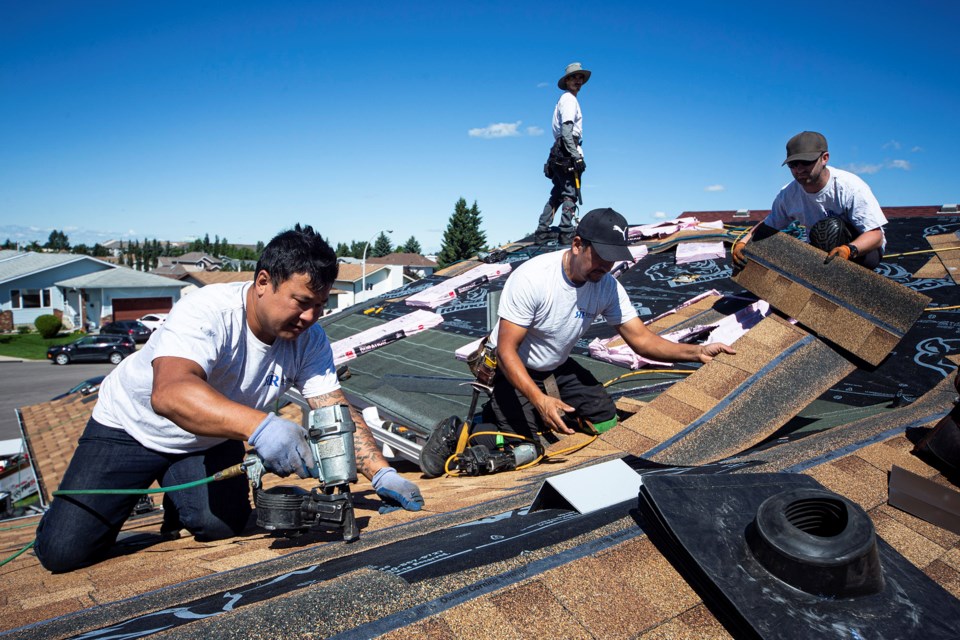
[734,209,750,218]
[939,204,959,214]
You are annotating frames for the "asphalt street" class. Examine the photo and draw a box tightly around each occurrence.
[0,359,117,442]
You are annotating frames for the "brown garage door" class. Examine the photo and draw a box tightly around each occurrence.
[113,297,174,321]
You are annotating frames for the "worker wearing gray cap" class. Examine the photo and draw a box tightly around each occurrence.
[733,131,887,269]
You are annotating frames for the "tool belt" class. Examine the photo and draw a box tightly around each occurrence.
[544,137,578,179]
[466,336,497,387]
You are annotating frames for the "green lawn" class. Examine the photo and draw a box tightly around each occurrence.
[0,331,86,360]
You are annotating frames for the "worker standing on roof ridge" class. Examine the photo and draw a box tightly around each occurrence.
[420,208,736,477]
[35,224,423,573]
[536,62,589,246]
[732,131,887,269]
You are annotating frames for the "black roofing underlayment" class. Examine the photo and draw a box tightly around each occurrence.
[638,473,960,639]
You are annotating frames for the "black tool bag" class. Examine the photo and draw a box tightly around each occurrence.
[544,137,574,179]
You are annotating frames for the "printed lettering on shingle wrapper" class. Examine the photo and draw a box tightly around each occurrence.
[404,263,512,309]
[331,309,443,365]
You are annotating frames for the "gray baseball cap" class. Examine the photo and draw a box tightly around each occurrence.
[783,131,828,165]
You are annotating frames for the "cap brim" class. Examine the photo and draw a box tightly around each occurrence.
[592,241,633,263]
[782,152,823,165]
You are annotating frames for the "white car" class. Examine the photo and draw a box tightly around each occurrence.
[138,313,168,332]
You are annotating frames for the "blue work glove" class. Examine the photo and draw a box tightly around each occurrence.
[372,467,424,514]
[248,414,317,479]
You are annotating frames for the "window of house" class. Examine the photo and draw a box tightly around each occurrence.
[10,288,51,308]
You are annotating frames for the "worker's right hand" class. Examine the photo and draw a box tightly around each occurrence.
[574,157,586,175]
[248,414,317,479]
[731,241,748,268]
[535,394,577,435]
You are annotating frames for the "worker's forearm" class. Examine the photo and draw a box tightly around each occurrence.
[851,229,884,253]
[152,380,265,440]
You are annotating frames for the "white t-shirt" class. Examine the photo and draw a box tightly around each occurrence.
[764,167,887,250]
[552,92,583,141]
[93,282,339,454]
[490,251,637,371]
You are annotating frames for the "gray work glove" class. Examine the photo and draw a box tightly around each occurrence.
[248,414,317,479]
[372,467,425,514]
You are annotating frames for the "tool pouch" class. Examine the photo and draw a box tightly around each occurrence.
[545,138,573,179]
[467,336,497,387]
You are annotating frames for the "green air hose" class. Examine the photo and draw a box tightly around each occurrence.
[0,463,247,568]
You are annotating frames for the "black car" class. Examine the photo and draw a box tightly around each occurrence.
[100,320,152,343]
[47,335,136,365]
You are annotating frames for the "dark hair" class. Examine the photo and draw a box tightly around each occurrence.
[255,224,338,292]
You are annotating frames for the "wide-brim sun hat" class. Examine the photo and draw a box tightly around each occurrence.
[558,62,591,90]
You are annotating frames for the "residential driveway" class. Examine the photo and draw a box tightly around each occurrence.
[0,359,117,441]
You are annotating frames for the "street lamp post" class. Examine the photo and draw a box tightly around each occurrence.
[361,229,393,303]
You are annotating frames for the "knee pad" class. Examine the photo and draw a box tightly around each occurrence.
[809,217,854,252]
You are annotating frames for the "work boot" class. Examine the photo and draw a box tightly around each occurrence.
[558,232,573,245]
[419,415,464,478]
[534,228,553,244]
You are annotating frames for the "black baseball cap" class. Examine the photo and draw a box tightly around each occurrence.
[783,131,828,165]
[575,208,633,262]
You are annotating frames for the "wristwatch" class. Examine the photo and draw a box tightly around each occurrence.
[846,243,859,259]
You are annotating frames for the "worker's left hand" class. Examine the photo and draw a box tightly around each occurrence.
[697,343,736,364]
[372,467,424,514]
[825,245,851,264]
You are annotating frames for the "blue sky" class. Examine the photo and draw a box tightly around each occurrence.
[2,1,958,253]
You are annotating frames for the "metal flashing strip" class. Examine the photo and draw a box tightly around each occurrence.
[888,465,960,535]
[643,333,815,459]
[529,459,643,514]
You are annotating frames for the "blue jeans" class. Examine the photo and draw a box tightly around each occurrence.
[35,418,251,572]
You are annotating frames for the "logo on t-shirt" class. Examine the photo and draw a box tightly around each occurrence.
[264,372,289,388]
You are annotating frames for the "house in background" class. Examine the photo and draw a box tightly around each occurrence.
[155,252,223,273]
[55,268,184,329]
[367,252,438,280]
[329,261,403,312]
[0,250,115,331]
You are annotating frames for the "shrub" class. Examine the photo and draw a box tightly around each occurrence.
[16,326,30,335]
[34,314,63,339]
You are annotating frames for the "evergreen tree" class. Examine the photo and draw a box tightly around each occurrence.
[401,236,422,254]
[72,243,90,255]
[437,198,487,268]
[349,240,366,259]
[335,242,351,257]
[45,230,70,252]
[371,232,393,258]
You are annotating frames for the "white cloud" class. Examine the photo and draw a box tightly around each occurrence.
[911,146,923,153]
[654,211,667,219]
[705,184,725,192]
[845,162,884,175]
[468,121,523,138]
[890,159,911,170]
[536,82,550,88]
[526,125,544,136]
[882,140,902,150]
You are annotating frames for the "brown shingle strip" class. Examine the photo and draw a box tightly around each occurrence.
[639,316,854,466]
[734,232,930,365]
[927,231,960,285]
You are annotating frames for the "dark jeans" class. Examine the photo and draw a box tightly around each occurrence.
[474,358,616,447]
[35,418,251,572]
[537,174,578,235]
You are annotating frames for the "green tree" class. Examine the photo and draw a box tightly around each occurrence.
[349,240,366,259]
[335,242,351,257]
[371,232,393,258]
[72,243,91,255]
[45,230,70,252]
[401,236,422,254]
[437,198,486,268]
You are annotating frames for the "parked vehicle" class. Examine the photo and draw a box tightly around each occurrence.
[47,335,136,365]
[50,376,106,400]
[100,320,152,343]
[138,313,168,332]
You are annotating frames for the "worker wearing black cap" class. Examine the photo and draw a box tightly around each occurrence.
[733,131,888,269]
[420,208,735,477]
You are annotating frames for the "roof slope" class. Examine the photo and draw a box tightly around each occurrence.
[1,212,958,638]
[56,266,184,289]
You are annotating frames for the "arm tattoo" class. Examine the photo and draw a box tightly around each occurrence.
[306,389,387,480]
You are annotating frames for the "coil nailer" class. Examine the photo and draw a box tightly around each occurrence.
[243,405,360,542]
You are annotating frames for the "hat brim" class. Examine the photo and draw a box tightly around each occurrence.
[590,241,633,263]
[782,151,823,165]
[558,69,591,90]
